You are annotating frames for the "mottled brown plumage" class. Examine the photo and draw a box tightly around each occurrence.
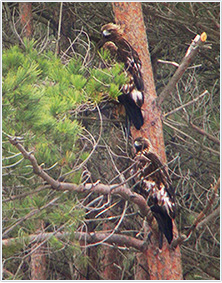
[101,23,144,91]
[100,23,144,130]
[133,137,176,248]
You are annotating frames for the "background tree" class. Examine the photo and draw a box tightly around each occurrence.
[2,2,220,280]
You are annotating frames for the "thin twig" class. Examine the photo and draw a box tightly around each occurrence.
[55,2,63,56]
[3,185,50,203]
[84,200,129,248]
[189,121,220,145]
[157,59,179,67]
[163,119,220,156]
[2,192,69,238]
[172,177,220,248]
[164,90,209,118]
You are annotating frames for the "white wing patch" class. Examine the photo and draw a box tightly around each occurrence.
[142,179,174,217]
[130,89,143,106]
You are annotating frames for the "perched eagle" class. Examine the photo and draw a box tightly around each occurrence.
[132,137,176,248]
[100,23,144,130]
[101,23,144,91]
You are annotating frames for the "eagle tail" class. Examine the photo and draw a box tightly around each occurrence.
[151,206,173,248]
[118,93,144,130]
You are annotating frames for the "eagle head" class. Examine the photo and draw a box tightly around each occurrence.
[101,23,123,38]
[134,137,152,153]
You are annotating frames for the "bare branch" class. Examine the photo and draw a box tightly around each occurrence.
[2,193,68,238]
[8,136,151,219]
[3,185,50,203]
[196,206,219,230]
[2,231,145,251]
[157,32,207,106]
[172,177,220,248]
[163,119,220,156]
[157,59,179,67]
[189,121,220,145]
[164,90,209,118]
[186,177,220,236]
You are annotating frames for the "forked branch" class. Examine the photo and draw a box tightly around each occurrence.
[172,177,220,248]
[8,136,151,220]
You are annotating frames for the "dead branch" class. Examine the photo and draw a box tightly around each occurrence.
[163,119,220,156]
[2,231,145,251]
[164,90,209,118]
[186,177,220,236]
[157,32,207,106]
[55,2,63,56]
[172,177,220,248]
[3,194,67,238]
[8,136,151,219]
[157,59,179,67]
[196,206,219,230]
[3,185,50,203]
[189,121,220,145]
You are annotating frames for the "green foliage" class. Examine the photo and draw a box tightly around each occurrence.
[3,40,125,168]
[2,40,127,277]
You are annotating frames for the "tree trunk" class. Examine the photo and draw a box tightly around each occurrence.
[19,3,33,38]
[101,222,122,280]
[112,2,183,280]
[135,253,150,280]
[30,221,47,280]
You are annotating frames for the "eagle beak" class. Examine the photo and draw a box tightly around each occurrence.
[102,30,111,37]
[134,140,141,148]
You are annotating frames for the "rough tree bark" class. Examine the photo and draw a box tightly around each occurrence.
[30,220,47,280]
[112,2,183,280]
[19,3,33,38]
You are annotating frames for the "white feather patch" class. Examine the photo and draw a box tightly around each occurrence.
[130,89,143,105]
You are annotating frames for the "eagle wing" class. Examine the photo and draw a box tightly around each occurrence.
[116,37,144,91]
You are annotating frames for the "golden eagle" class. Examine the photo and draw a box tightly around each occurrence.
[100,23,144,130]
[133,137,176,248]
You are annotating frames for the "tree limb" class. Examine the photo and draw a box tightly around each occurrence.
[189,121,220,145]
[2,231,145,251]
[8,136,151,220]
[172,177,220,248]
[157,32,207,106]
[164,90,209,118]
